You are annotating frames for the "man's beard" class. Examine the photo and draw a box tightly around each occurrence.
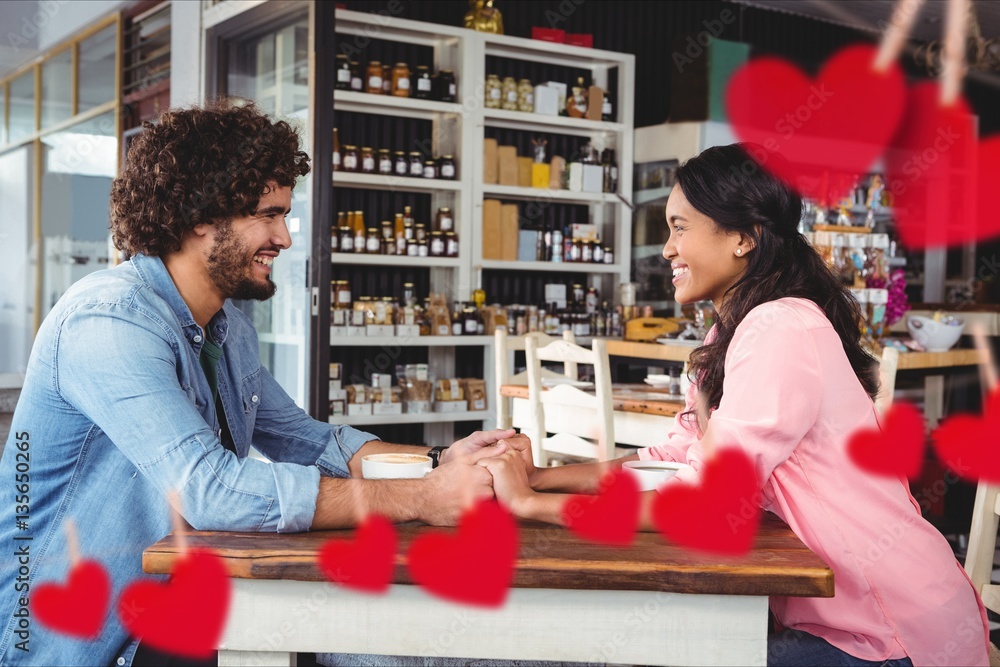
[207,219,277,301]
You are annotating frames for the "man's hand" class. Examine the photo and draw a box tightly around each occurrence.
[419,450,500,526]
[441,428,517,464]
[478,449,535,517]
[494,433,539,487]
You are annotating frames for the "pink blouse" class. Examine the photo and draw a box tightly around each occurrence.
[640,297,989,666]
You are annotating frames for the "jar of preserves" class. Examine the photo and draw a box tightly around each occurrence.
[417,239,429,257]
[603,247,614,264]
[593,243,604,264]
[407,240,420,257]
[401,282,416,307]
[377,149,392,174]
[380,219,394,242]
[354,223,366,254]
[391,62,411,97]
[404,220,414,241]
[568,239,582,263]
[413,65,433,99]
[366,61,383,94]
[394,150,408,176]
[335,280,352,309]
[366,228,381,253]
[349,61,362,91]
[485,74,502,108]
[381,237,395,255]
[501,76,518,110]
[436,207,454,232]
[423,160,438,179]
[381,63,392,94]
[581,239,594,263]
[462,307,479,335]
[342,145,359,172]
[415,223,427,242]
[429,231,445,257]
[445,231,459,257]
[517,78,534,112]
[438,155,456,180]
[360,147,375,173]
[409,152,423,177]
[338,226,354,253]
[381,297,396,325]
[335,55,351,90]
[439,69,457,102]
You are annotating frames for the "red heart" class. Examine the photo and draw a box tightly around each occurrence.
[318,515,397,593]
[726,44,905,204]
[885,82,983,249]
[407,500,518,607]
[932,387,1000,483]
[652,448,760,556]
[562,468,639,546]
[31,560,110,639]
[847,401,925,480]
[118,549,231,659]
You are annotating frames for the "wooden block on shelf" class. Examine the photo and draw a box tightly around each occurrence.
[498,145,519,186]
[483,199,502,260]
[550,156,566,189]
[586,85,604,121]
[501,203,519,261]
[517,157,534,188]
[483,138,498,184]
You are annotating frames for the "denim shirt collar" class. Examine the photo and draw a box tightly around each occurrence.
[129,253,230,347]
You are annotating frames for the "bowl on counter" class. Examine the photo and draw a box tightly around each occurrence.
[906,315,965,352]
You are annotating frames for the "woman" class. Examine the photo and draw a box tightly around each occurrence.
[480,144,989,667]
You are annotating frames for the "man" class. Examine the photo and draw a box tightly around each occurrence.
[0,101,520,666]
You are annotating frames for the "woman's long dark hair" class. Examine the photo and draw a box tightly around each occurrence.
[679,144,879,416]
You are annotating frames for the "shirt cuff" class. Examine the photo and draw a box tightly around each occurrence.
[315,425,379,478]
[268,462,322,533]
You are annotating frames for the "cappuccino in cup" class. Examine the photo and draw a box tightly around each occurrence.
[362,453,433,479]
[623,460,689,492]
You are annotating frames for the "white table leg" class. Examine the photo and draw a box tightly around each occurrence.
[218,650,295,666]
[925,375,945,430]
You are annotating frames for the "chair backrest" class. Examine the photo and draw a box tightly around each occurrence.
[494,329,575,429]
[964,481,1000,616]
[525,336,614,465]
[875,346,899,416]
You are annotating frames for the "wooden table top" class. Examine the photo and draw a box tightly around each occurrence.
[500,383,686,417]
[143,514,833,598]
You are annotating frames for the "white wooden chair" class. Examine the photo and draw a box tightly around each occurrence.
[525,335,615,466]
[494,329,575,430]
[875,346,899,417]
[963,480,1000,666]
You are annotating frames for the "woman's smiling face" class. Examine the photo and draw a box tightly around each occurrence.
[661,185,752,310]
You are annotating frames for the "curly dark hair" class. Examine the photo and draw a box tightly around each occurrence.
[111,99,311,256]
[677,144,879,423]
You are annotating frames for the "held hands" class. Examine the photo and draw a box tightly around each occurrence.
[442,428,517,464]
[477,449,535,517]
[419,439,509,526]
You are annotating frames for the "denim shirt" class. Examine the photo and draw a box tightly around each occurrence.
[0,254,377,666]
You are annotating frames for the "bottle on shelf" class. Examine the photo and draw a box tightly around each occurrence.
[394,213,406,254]
[377,149,392,175]
[381,63,392,95]
[566,76,588,118]
[602,149,619,193]
[517,78,534,112]
[485,74,502,108]
[365,227,381,253]
[413,65,433,99]
[366,61,383,94]
[349,61,362,92]
[439,69,457,102]
[342,145,358,172]
[601,93,613,121]
[472,274,486,309]
[353,211,366,254]
[332,128,341,172]
[452,302,464,336]
[501,76,518,111]
[335,54,351,90]
[393,150,407,176]
[360,146,375,173]
[391,62,410,97]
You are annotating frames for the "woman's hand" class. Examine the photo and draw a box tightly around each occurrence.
[495,433,541,487]
[477,449,535,517]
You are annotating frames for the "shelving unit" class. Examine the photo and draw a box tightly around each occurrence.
[330,9,634,441]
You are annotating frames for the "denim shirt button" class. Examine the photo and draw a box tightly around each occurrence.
[117,658,125,666]
[193,334,202,343]
[251,394,259,404]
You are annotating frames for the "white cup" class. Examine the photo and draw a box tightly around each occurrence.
[623,460,689,492]
[361,453,433,480]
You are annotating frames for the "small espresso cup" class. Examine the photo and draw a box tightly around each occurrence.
[361,453,433,480]
[622,460,689,492]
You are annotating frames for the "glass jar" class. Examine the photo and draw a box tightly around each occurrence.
[339,226,354,253]
[342,145,359,172]
[335,54,351,90]
[439,69,457,102]
[568,239,582,263]
[391,62,411,97]
[417,239,429,257]
[429,231,446,257]
[593,243,604,264]
[380,297,396,325]
[462,307,479,335]
[401,282,416,307]
[436,207,454,232]
[501,76,518,111]
[603,247,614,264]
[381,237,395,255]
[366,228,381,253]
[581,239,594,263]
[366,61,383,94]
[360,147,375,173]
[409,152,423,177]
[335,280,352,309]
[438,155,456,180]
[394,151,408,176]
[349,61,362,91]
[413,65,433,99]
[381,63,392,94]
[517,78,534,112]
[415,223,427,242]
[380,219,394,242]
[423,160,438,179]
[445,231,459,257]
[377,149,392,174]
[572,284,585,304]
[407,240,420,257]
[485,74,502,108]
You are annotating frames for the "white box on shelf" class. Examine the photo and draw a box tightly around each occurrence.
[366,324,394,337]
[582,164,604,193]
[545,283,567,309]
[395,324,421,338]
[373,402,403,415]
[571,223,599,241]
[434,400,468,414]
[533,85,560,116]
[347,403,373,416]
[329,380,342,393]
[544,81,567,111]
[567,163,583,192]
[405,400,431,414]
[345,327,366,337]
[329,388,346,401]
[330,325,347,337]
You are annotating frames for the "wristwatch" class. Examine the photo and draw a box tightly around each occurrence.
[427,445,447,468]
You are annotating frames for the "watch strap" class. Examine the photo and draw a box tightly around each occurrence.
[428,445,447,468]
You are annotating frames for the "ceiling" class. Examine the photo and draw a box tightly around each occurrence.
[731,0,1000,43]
